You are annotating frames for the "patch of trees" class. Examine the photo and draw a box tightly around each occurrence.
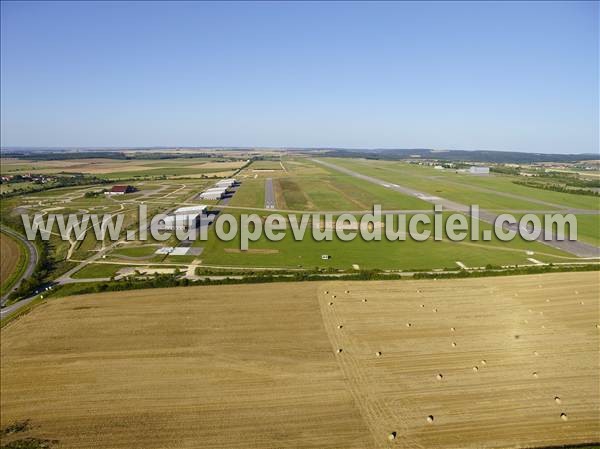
[48,264,600,299]
[84,189,107,198]
[0,175,109,199]
[321,148,600,164]
[513,180,599,197]
[8,237,52,301]
[7,150,238,162]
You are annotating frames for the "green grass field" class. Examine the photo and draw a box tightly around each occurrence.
[197,210,574,271]
[71,263,125,279]
[228,179,265,208]
[325,158,600,211]
[3,156,596,280]
[249,160,283,170]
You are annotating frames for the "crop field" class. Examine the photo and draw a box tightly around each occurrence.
[0,232,27,295]
[1,272,598,449]
[0,157,246,179]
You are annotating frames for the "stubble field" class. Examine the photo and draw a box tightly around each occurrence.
[0,231,26,295]
[1,272,599,449]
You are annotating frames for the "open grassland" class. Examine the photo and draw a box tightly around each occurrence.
[1,272,598,448]
[199,210,573,271]
[232,158,431,211]
[326,158,600,211]
[70,263,126,279]
[250,160,284,170]
[0,232,27,295]
[227,178,265,208]
[507,213,600,248]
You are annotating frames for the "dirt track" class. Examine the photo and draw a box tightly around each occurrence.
[1,272,599,448]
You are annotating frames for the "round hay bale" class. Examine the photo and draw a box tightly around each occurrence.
[329,302,334,306]
[451,342,457,347]
[417,289,422,293]
[426,415,434,423]
[336,348,343,354]
[362,298,368,303]
[596,324,600,329]
[332,295,337,299]
[473,366,479,372]
[554,396,561,404]
[406,322,412,328]
[324,291,329,294]
[345,290,350,294]
[560,412,568,421]
[580,301,585,305]
[432,308,438,313]
[337,325,343,329]
[388,431,397,440]
[450,327,456,332]
[532,372,538,378]
[533,351,539,356]
[436,373,443,380]
[420,304,425,308]
[481,360,487,366]
[375,351,382,357]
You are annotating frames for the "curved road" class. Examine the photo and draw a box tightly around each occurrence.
[1,225,39,306]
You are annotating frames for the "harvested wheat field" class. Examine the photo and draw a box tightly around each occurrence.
[1,272,599,449]
[0,232,23,291]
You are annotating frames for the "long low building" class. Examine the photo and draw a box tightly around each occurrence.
[215,178,237,188]
[199,190,225,200]
[173,205,208,215]
[204,187,228,193]
[159,213,201,230]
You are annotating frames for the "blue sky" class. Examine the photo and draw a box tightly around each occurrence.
[1,1,597,153]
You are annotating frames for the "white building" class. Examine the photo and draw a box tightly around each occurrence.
[215,178,237,188]
[469,166,490,175]
[173,205,208,215]
[199,190,225,200]
[160,213,201,230]
[204,187,228,193]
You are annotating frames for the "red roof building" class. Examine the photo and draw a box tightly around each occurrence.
[105,185,135,195]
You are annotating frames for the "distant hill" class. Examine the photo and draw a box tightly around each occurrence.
[2,146,598,164]
[311,148,600,164]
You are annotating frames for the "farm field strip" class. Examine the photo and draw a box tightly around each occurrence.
[317,271,599,448]
[1,272,598,448]
[0,232,27,295]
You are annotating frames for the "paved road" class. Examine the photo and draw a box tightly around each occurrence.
[1,225,39,306]
[265,178,276,209]
[312,159,600,258]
